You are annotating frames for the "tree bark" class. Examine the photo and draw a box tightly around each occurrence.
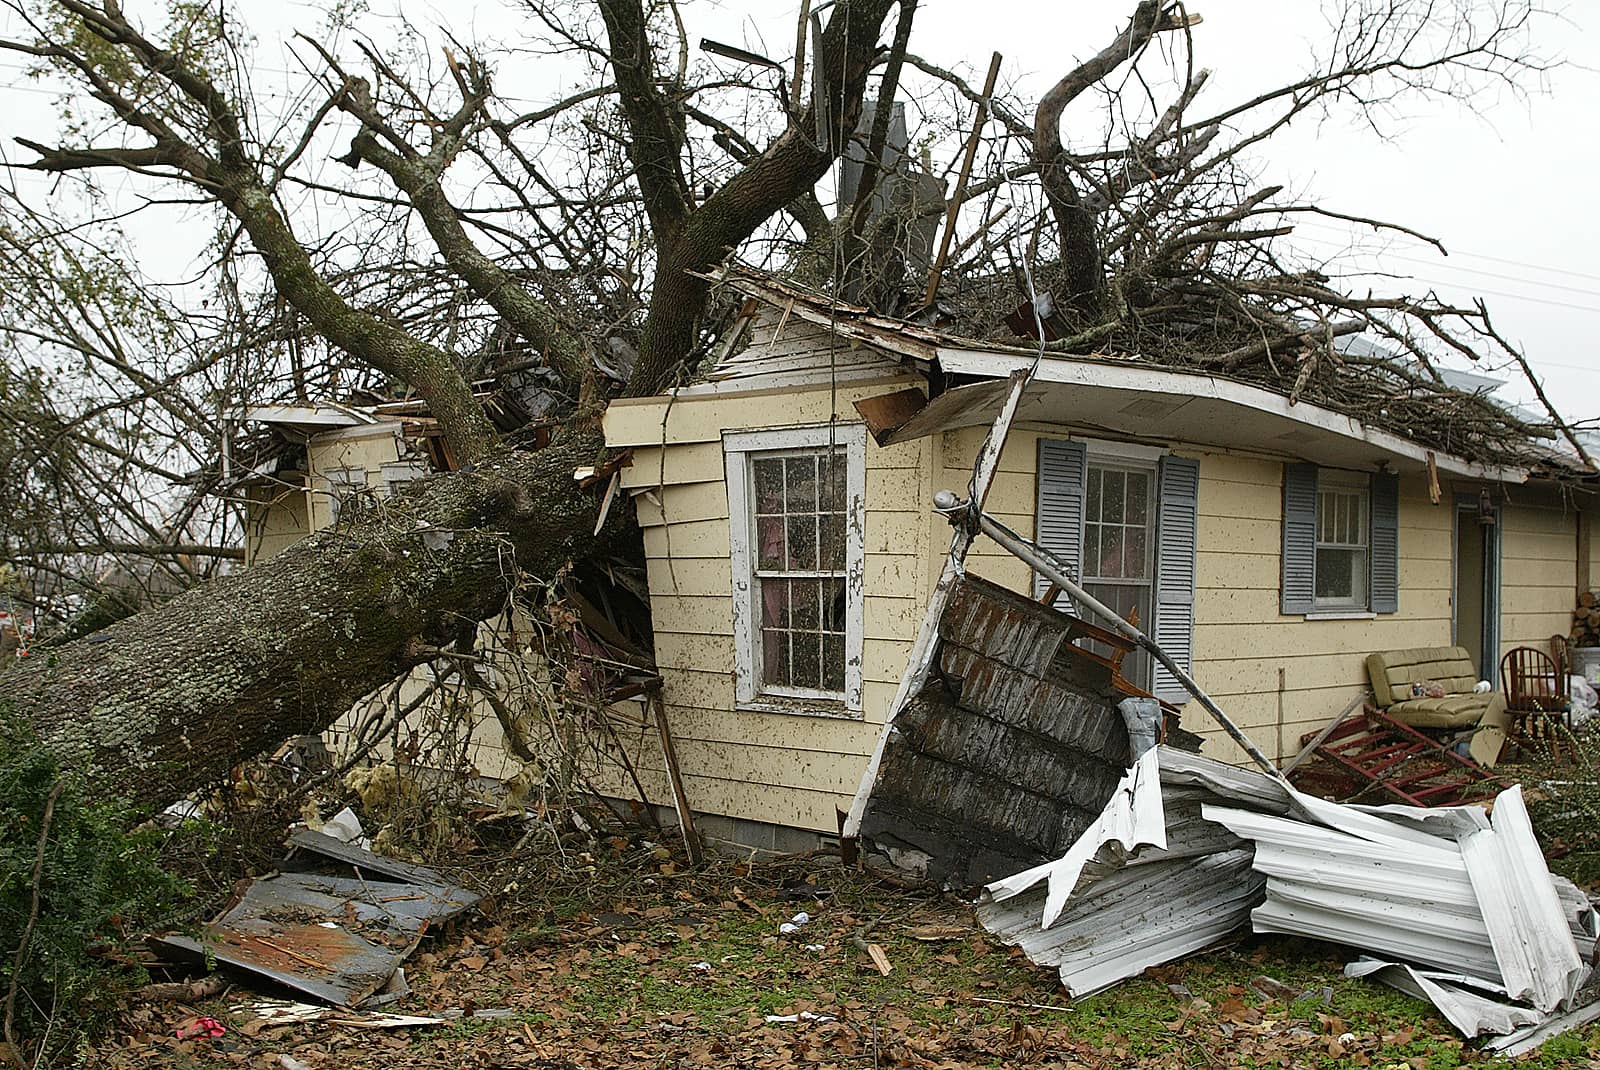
[0,430,615,814]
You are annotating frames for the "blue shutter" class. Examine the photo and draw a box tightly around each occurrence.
[1152,456,1200,703]
[1281,464,1318,615]
[1369,472,1399,614]
[1034,439,1086,610]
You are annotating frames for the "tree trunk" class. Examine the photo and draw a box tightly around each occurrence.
[0,429,617,814]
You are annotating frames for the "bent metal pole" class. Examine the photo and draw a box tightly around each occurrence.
[950,494,1288,783]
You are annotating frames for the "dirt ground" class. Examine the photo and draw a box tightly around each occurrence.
[86,838,1600,1070]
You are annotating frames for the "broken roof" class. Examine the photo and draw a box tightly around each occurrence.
[701,266,1590,482]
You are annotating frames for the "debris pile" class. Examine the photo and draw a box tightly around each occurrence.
[150,828,479,1007]
[975,745,1599,1053]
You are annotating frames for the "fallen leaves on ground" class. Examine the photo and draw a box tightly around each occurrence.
[84,847,1600,1070]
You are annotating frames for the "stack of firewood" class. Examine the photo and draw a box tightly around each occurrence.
[1572,591,1600,647]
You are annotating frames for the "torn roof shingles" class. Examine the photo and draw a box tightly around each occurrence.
[855,575,1131,888]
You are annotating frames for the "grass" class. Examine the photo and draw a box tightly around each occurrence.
[82,838,1600,1070]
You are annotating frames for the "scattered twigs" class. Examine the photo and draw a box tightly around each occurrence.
[134,976,228,1004]
[1475,300,1594,469]
[925,51,1001,306]
[3,779,64,1066]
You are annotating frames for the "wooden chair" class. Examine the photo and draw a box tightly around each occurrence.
[1500,646,1573,761]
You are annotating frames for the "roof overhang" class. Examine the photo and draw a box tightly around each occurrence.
[919,348,1529,483]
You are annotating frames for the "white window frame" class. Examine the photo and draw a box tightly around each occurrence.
[725,424,866,716]
[1081,447,1158,689]
[1314,469,1370,611]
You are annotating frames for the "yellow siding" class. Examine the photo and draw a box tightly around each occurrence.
[244,480,310,565]
[242,427,405,562]
[315,384,1588,836]
[602,376,935,831]
[930,430,1582,770]
[1497,492,1578,664]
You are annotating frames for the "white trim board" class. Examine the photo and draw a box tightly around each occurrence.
[936,347,1529,484]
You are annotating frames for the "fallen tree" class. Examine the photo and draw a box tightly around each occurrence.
[0,0,1578,812]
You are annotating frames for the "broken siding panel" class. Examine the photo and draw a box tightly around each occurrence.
[621,442,725,488]
[631,480,729,527]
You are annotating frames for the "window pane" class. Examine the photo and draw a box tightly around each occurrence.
[762,625,790,686]
[785,455,818,513]
[1126,527,1148,580]
[822,634,845,692]
[790,578,820,629]
[1084,523,1103,580]
[1086,468,1101,522]
[1127,472,1149,526]
[819,512,845,569]
[1316,547,1357,601]
[791,632,822,689]
[757,515,785,569]
[787,515,817,570]
[759,578,789,628]
[822,578,847,632]
[754,458,785,514]
[1099,525,1125,579]
[818,451,846,512]
[1103,470,1125,524]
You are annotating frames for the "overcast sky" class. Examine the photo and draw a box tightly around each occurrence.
[3,1,1596,425]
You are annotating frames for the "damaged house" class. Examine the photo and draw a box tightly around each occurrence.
[597,266,1596,853]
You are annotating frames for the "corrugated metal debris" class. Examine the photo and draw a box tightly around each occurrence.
[975,746,1281,998]
[975,745,1598,1049]
[853,574,1135,888]
[152,830,478,1005]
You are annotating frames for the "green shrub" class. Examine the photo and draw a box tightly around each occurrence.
[0,713,189,1056]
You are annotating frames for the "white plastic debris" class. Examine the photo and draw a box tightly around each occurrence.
[764,1011,836,1024]
[779,911,812,935]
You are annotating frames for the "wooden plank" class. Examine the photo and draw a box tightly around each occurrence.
[631,480,729,527]
[1280,693,1369,775]
[650,691,703,866]
[647,594,734,637]
[853,387,928,443]
[645,557,731,597]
